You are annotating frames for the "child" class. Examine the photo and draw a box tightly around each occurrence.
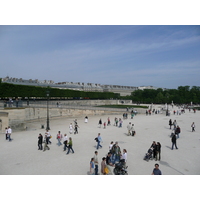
[90,158,95,175]
[103,122,106,129]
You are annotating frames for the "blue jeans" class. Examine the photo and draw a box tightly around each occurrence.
[57,138,62,146]
[96,141,102,149]
[66,146,74,154]
[8,134,12,141]
[95,165,98,175]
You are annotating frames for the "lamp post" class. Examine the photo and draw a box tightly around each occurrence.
[46,90,50,130]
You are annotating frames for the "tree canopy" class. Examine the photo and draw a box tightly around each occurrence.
[130,86,200,104]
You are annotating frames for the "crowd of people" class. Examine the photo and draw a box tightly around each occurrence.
[3,104,198,175]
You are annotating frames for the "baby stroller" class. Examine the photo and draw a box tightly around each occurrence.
[143,148,153,161]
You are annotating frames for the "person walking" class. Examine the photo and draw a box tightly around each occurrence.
[175,125,181,138]
[171,133,178,150]
[101,157,107,175]
[127,122,132,136]
[66,137,74,154]
[38,133,43,150]
[169,119,173,129]
[109,141,114,153]
[96,133,103,149]
[7,126,12,141]
[93,151,99,175]
[56,131,63,146]
[150,141,157,160]
[84,116,88,123]
[151,163,162,175]
[98,119,102,128]
[69,123,73,134]
[131,124,136,136]
[118,118,123,128]
[74,123,79,134]
[155,142,161,161]
[63,134,68,151]
[5,127,8,140]
[173,120,177,130]
[191,122,195,132]
[46,129,52,144]
[121,149,127,166]
[43,135,50,151]
[90,158,95,175]
[107,117,111,126]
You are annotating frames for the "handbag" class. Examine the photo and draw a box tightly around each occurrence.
[104,166,109,174]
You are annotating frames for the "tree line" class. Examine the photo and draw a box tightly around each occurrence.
[0,82,119,100]
[130,86,200,104]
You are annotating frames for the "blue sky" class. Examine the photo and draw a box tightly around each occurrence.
[0,25,199,89]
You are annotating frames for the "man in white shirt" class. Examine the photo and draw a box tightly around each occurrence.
[7,126,12,141]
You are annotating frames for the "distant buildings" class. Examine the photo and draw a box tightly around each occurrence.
[1,76,163,96]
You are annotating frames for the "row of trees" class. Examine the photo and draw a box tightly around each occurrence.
[130,86,200,104]
[0,82,119,100]
[0,79,199,104]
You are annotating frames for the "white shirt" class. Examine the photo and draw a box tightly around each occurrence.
[122,152,127,162]
[7,128,12,134]
[109,144,113,151]
[63,135,68,142]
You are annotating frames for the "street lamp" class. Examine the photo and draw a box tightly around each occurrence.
[46,90,50,130]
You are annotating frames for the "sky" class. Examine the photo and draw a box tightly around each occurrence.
[0,25,200,89]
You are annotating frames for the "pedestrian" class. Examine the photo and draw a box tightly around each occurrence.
[127,122,132,136]
[155,142,161,161]
[74,123,79,134]
[171,133,178,150]
[38,133,43,150]
[90,158,95,175]
[95,133,103,149]
[109,141,114,153]
[150,141,157,159]
[56,131,63,146]
[131,124,136,136]
[173,120,177,130]
[7,126,12,141]
[118,118,123,128]
[175,125,181,138]
[111,142,121,164]
[5,127,8,140]
[101,157,107,175]
[191,122,195,132]
[43,135,50,151]
[169,119,173,129]
[93,151,99,175]
[106,152,114,175]
[66,137,74,154]
[107,117,111,126]
[121,149,127,166]
[63,134,68,151]
[46,129,51,144]
[115,118,118,126]
[84,116,88,123]
[151,163,162,175]
[103,122,106,129]
[98,119,102,128]
[69,123,73,134]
